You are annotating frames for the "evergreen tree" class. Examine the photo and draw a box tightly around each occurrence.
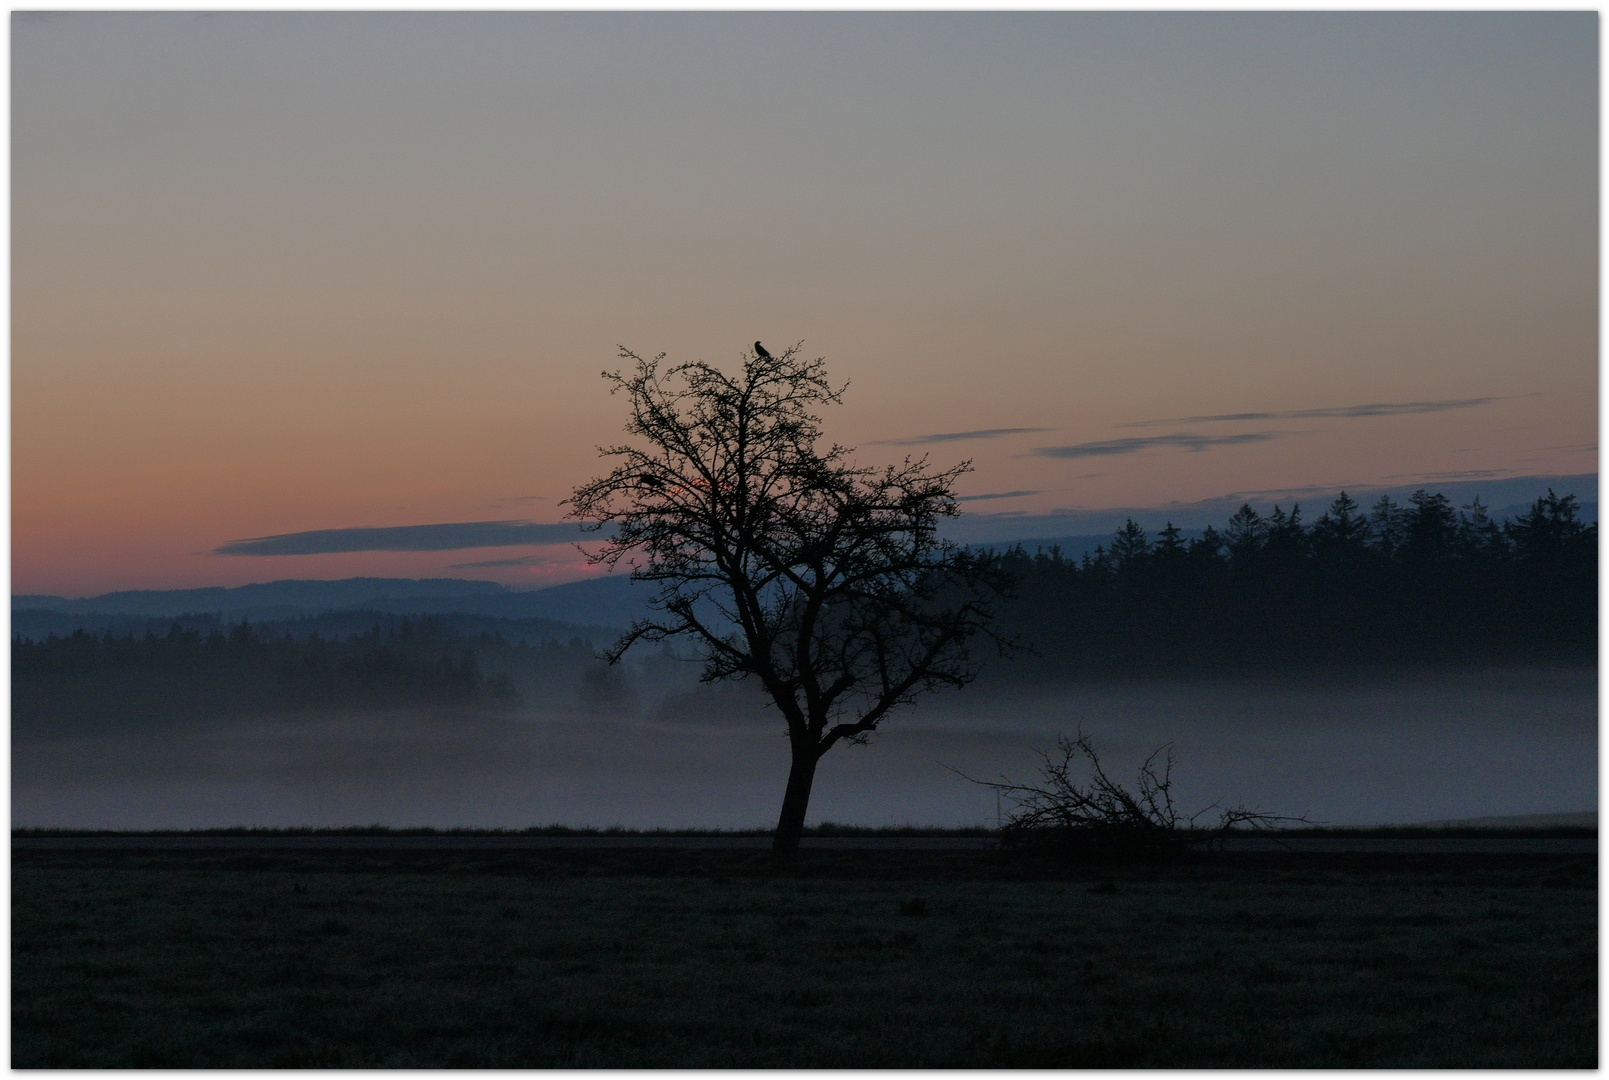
[1457,496,1504,559]
[1225,504,1267,565]
[1188,525,1224,562]
[1506,489,1595,565]
[1110,518,1150,571]
[1312,491,1367,557]
[1367,495,1407,557]
[1154,521,1186,560]
[1264,503,1306,562]
[1404,490,1458,562]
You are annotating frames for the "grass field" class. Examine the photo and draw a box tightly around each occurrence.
[12,846,1596,1067]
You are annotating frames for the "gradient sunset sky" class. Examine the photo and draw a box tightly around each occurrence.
[13,12,1598,596]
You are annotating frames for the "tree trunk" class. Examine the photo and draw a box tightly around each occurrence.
[771,745,819,855]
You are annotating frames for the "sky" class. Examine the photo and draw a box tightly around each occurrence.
[12,12,1599,597]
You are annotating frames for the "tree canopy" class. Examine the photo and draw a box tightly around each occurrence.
[568,344,1008,852]
[990,488,1596,678]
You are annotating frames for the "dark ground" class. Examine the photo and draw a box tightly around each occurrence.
[12,844,1596,1067]
[11,828,1597,852]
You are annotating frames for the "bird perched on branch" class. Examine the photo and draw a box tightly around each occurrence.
[754,341,772,359]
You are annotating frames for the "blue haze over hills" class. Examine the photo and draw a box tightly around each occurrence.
[11,576,654,640]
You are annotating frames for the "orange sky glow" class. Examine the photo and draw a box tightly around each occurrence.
[12,13,1597,596]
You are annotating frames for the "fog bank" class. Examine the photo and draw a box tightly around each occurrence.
[13,666,1594,830]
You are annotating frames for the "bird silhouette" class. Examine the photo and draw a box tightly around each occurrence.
[754,341,772,359]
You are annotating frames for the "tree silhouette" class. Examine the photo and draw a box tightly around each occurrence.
[1457,496,1504,560]
[985,483,1595,678]
[1506,488,1593,566]
[567,343,1009,853]
[1311,491,1366,559]
[1154,521,1186,560]
[1264,503,1305,562]
[1405,489,1458,562]
[1225,503,1267,566]
[1110,518,1150,572]
[1367,495,1407,557]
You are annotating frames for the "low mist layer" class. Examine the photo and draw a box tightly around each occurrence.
[13,665,1594,830]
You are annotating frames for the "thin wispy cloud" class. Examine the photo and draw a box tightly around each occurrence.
[1117,396,1508,429]
[957,490,1043,502]
[868,427,1054,447]
[1032,432,1278,459]
[212,520,598,557]
[1384,469,1506,482]
[448,553,559,569]
[1214,482,1370,501]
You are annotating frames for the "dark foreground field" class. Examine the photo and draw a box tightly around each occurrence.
[13,845,1595,1067]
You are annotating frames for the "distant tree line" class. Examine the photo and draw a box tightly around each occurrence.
[9,605,604,651]
[12,487,1596,737]
[989,488,1596,678]
[12,616,544,736]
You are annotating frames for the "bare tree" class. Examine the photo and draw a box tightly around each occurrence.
[566,343,1009,853]
[961,729,1305,857]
